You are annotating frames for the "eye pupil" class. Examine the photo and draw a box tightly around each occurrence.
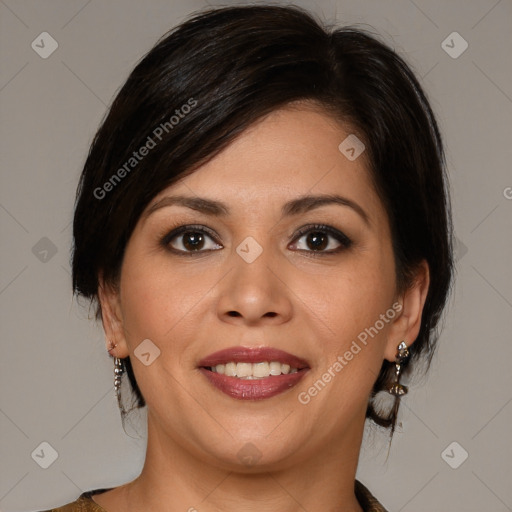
[183,232,204,251]
[307,232,328,251]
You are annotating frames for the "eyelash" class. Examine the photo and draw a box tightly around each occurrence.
[159,223,353,258]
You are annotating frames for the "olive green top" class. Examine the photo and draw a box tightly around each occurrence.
[39,480,388,511]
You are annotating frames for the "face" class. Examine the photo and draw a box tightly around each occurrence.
[101,103,422,471]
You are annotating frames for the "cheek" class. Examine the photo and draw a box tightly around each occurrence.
[117,249,229,374]
[297,250,396,402]
[118,253,194,351]
[117,256,203,407]
[299,252,395,342]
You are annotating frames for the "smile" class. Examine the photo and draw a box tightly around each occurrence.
[208,361,299,379]
[198,346,310,400]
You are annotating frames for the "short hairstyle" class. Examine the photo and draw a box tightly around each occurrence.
[72,5,454,433]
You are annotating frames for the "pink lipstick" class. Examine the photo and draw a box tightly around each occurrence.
[198,346,310,400]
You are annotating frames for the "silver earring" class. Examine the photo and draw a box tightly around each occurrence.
[108,341,124,409]
[388,341,409,396]
[114,357,124,409]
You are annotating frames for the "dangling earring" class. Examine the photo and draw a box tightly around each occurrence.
[388,341,410,396]
[108,341,124,410]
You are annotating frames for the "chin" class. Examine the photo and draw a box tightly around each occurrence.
[197,429,308,473]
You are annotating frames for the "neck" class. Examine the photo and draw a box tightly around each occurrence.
[115,410,366,512]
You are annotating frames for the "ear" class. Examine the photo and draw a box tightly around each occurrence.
[384,260,430,362]
[97,273,130,359]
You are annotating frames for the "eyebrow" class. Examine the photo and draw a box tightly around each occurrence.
[144,193,370,226]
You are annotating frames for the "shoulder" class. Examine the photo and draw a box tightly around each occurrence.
[37,490,109,512]
[355,479,390,512]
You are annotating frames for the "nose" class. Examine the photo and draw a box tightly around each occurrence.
[216,242,293,327]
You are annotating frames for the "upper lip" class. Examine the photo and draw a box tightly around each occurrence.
[198,346,310,369]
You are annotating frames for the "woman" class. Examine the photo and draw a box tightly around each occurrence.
[42,4,453,511]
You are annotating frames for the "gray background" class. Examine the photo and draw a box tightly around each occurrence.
[1,0,511,511]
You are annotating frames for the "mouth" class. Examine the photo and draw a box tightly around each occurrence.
[198,346,310,400]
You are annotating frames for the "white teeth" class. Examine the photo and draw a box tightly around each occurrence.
[211,361,300,379]
[236,362,252,378]
[225,362,237,377]
[253,362,270,377]
[269,361,281,375]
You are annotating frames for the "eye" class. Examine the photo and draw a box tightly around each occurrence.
[289,224,352,254]
[161,225,222,254]
[161,223,352,256]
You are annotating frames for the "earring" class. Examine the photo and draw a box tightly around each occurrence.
[108,341,124,410]
[388,341,410,396]
[114,357,124,410]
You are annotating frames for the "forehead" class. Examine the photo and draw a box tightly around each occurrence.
[148,104,384,223]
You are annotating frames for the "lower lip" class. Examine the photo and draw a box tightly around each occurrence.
[199,368,308,400]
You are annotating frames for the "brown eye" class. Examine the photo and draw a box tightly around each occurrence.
[162,225,222,254]
[290,224,352,254]
[178,232,206,251]
[303,231,329,251]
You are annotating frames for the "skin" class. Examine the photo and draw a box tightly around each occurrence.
[96,102,429,512]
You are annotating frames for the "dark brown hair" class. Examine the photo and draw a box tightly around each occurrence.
[72,5,453,434]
